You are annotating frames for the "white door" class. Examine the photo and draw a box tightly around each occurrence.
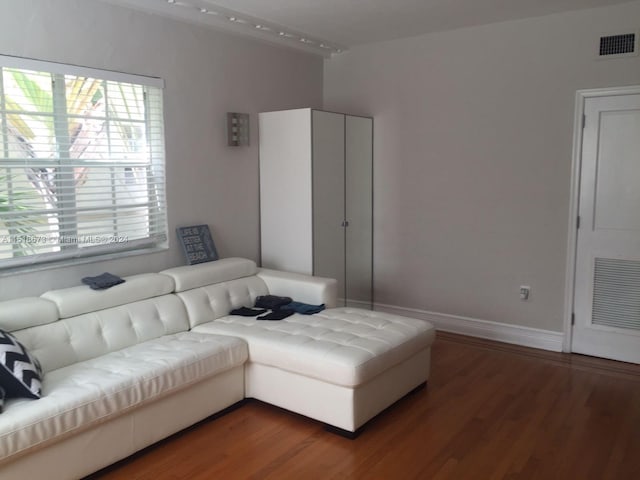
[572,91,640,363]
[312,110,346,299]
[345,115,373,307]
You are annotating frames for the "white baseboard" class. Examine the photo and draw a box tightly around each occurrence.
[373,302,564,352]
[344,298,372,309]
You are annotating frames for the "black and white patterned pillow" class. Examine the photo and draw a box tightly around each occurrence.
[0,328,43,406]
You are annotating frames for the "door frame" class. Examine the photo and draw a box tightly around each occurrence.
[563,85,640,352]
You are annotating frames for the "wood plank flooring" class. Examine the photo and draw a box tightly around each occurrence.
[89,332,640,480]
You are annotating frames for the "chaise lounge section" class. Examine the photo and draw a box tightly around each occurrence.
[163,258,435,436]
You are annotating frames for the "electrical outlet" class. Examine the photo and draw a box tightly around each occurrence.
[519,286,530,301]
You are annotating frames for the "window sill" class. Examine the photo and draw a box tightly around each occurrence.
[0,245,169,278]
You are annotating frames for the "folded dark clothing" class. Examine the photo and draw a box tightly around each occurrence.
[282,301,325,315]
[81,272,125,290]
[230,307,268,317]
[255,295,292,310]
[257,309,294,321]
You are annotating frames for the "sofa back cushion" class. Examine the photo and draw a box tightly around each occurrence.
[0,298,58,332]
[13,294,188,373]
[177,277,269,328]
[3,273,187,374]
[161,258,270,328]
[161,257,258,292]
[41,273,175,318]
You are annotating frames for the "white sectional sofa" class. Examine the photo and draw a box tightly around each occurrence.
[0,258,435,479]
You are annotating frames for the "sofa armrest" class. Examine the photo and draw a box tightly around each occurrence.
[257,269,338,308]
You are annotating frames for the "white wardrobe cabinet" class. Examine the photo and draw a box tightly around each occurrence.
[259,108,373,307]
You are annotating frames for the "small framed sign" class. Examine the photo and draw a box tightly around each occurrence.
[176,224,219,265]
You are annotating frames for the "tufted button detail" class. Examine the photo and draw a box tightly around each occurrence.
[0,332,247,461]
[192,307,435,387]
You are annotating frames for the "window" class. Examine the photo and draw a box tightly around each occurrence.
[0,56,167,270]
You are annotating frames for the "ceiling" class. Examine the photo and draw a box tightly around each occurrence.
[105,0,633,56]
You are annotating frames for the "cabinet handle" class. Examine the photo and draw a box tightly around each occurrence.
[341,220,350,227]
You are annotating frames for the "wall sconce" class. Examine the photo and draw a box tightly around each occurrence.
[227,112,250,146]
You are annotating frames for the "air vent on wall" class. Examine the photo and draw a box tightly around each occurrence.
[598,32,638,58]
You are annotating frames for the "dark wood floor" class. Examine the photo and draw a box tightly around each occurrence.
[91,332,640,480]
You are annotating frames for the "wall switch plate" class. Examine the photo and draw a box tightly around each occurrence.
[519,286,531,301]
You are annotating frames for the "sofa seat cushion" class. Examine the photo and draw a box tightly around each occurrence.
[0,332,247,462]
[191,307,435,388]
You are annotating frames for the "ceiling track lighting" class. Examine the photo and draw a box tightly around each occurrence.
[165,0,344,55]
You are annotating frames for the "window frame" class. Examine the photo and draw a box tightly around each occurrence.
[0,55,167,273]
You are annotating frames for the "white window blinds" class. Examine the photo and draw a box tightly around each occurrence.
[0,56,167,269]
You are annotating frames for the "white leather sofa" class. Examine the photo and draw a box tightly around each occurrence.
[0,273,248,480]
[0,258,435,479]
[162,259,435,436]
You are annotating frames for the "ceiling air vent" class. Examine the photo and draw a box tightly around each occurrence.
[598,32,638,58]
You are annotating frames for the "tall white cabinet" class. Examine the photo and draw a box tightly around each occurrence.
[259,108,373,307]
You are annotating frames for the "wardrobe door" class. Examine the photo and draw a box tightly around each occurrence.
[259,109,313,274]
[312,110,346,301]
[345,115,373,307]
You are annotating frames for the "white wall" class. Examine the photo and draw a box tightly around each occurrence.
[324,1,640,332]
[0,0,322,299]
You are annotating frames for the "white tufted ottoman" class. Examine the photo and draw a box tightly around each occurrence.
[191,307,436,437]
